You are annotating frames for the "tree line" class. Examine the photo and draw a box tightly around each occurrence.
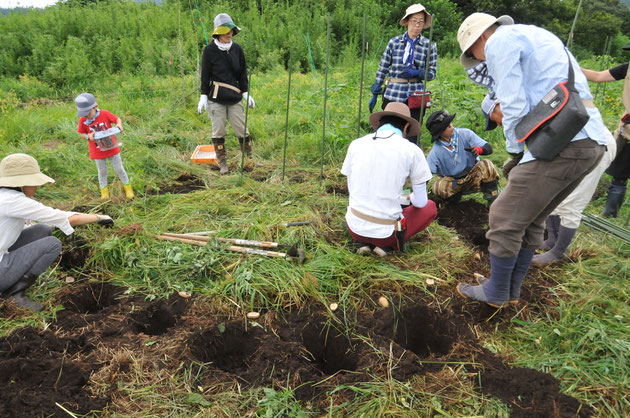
[0,0,628,88]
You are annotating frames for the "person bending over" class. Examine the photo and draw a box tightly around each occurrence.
[341,102,437,257]
[0,154,113,311]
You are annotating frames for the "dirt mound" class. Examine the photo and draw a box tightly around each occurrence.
[149,173,206,195]
[0,327,108,417]
[481,365,594,417]
[437,199,489,250]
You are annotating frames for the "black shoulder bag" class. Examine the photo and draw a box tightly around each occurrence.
[514,49,590,160]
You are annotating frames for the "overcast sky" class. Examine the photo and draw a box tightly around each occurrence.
[0,0,58,7]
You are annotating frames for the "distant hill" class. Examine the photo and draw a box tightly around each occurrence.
[623,0,630,7]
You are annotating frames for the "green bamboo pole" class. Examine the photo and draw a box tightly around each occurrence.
[320,14,331,184]
[418,21,434,138]
[357,13,367,138]
[282,51,293,182]
[240,70,253,173]
[566,0,584,49]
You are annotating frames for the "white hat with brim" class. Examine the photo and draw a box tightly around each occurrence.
[212,13,241,36]
[400,4,432,30]
[0,153,55,187]
[457,13,514,68]
[369,102,421,137]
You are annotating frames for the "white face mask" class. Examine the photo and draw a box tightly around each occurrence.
[214,38,233,51]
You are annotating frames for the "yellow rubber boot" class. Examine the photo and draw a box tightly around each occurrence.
[123,184,135,199]
[100,187,109,199]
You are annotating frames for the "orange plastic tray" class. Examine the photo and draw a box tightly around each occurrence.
[190,145,218,165]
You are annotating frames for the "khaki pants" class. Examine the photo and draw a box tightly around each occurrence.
[208,101,250,138]
[487,139,605,258]
[431,159,499,198]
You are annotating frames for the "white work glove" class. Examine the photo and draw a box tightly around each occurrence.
[242,92,255,109]
[197,95,208,114]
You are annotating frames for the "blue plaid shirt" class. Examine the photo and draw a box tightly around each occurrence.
[375,34,437,103]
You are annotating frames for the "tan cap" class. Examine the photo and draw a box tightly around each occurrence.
[400,4,432,30]
[0,153,55,187]
[369,102,420,136]
[457,13,513,68]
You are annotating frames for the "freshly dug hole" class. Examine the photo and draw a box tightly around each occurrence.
[189,321,262,372]
[301,320,358,375]
[130,296,188,335]
[392,304,455,358]
[61,282,124,314]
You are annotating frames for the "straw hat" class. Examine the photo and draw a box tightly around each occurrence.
[426,110,456,142]
[457,13,513,68]
[0,154,55,187]
[369,102,420,136]
[212,13,241,36]
[400,4,432,30]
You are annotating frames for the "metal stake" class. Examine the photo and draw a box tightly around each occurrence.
[566,0,584,49]
[320,13,331,184]
[282,51,293,181]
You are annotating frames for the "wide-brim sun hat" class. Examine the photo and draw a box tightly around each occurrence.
[75,92,97,117]
[426,110,456,142]
[400,3,432,30]
[457,13,514,68]
[213,13,241,36]
[481,94,499,131]
[369,102,421,137]
[0,153,55,187]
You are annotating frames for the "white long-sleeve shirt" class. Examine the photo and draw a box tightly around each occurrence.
[0,188,75,263]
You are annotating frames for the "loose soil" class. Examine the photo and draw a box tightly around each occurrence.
[437,199,490,251]
[0,278,592,417]
[148,173,206,195]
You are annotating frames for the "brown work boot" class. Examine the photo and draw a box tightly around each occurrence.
[238,136,253,159]
[212,137,229,174]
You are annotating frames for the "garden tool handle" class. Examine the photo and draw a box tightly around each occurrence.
[285,221,311,227]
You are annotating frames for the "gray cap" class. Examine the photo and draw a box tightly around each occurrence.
[75,93,97,117]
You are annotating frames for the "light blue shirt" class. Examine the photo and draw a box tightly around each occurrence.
[485,25,609,163]
[426,128,487,177]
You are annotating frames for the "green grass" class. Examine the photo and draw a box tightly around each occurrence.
[0,56,628,416]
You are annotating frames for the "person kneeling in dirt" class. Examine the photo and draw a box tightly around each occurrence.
[0,154,114,311]
[425,110,499,208]
[341,102,437,256]
[481,94,617,265]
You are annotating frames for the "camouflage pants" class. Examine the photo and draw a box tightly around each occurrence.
[431,159,499,199]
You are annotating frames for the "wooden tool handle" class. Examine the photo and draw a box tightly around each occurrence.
[154,235,206,246]
[227,245,286,258]
[161,233,210,242]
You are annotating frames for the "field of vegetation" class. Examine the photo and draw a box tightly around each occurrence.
[1,1,629,417]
